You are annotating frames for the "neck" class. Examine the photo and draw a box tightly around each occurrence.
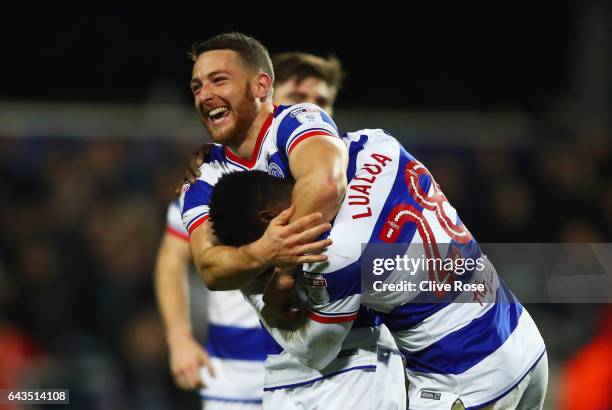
[227,100,274,158]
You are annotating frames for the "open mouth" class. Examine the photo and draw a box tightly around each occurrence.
[207,106,230,124]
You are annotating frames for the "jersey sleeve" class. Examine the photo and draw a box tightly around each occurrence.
[275,104,340,159]
[179,162,219,235]
[303,254,363,324]
[242,273,353,370]
[165,200,189,240]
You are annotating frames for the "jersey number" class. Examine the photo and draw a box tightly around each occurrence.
[378,160,472,297]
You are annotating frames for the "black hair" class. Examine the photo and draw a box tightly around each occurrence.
[209,171,292,247]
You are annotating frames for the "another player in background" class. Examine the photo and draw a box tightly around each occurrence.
[208,129,548,409]
[155,49,345,409]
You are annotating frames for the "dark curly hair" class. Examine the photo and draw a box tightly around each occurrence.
[209,171,292,247]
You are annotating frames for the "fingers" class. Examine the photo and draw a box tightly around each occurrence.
[292,238,333,256]
[286,212,325,234]
[174,178,185,197]
[288,223,332,246]
[193,148,204,167]
[173,364,203,390]
[199,350,216,378]
[183,147,205,187]
[271,204,295,225]
[185,169,199,185]
[188,366,204,389]
[295,253,330,264]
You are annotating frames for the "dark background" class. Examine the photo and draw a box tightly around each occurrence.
[1,2,611,409]
[4,3,575,111]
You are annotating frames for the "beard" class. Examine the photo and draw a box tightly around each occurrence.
[203,87,258,147]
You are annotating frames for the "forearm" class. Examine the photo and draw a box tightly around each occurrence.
[269,319,350,370]
[291,171,346,223]
[194,242,268,291]
[244,275,349,370]
[244,284,345,370]
[154,235,193,339]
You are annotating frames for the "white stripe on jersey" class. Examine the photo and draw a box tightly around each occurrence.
[166,200,189,238]
[406,310,546,409]
[207,289,262,328]
[200,357,265,401]
[306,129,401,273]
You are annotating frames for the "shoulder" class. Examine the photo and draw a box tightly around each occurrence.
[275,103,336,128]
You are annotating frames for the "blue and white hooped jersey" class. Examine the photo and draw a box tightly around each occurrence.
[303,129,546,409]
[165,200,281,404]
[178,106,391,390]
[180,103,339,234]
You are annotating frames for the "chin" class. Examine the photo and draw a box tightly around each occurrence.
[208,125,238,146]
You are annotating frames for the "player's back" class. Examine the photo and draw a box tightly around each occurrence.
[306,129,546,408]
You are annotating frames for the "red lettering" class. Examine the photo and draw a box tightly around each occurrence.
[348,195,369,205]
[353,174,376,184]
[363,164,382,175]
[350,184,372,195]
[371,153,392,166]
[352,207,372,219]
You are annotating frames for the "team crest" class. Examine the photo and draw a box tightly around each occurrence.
[304,274,330,305]
[290,107,323,124]
[268,162,285,178]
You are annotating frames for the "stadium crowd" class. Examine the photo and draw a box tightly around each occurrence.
[0,125,609,409]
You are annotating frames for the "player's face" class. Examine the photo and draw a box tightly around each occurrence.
[273,76,336,115]
[258,197,293,225]
[191,50,259,146]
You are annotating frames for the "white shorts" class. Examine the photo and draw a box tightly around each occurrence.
[263,345,406,410]
[450,352,549,410]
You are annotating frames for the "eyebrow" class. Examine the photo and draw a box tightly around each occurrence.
[288,91,307,98]
[190,70,230,87]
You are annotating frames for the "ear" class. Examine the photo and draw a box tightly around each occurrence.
[253,72,273,101]
[258,210,278,224]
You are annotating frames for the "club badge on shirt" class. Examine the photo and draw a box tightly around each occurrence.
[304,273,330,305]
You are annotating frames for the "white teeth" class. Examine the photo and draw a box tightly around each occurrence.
[208,107,229,118]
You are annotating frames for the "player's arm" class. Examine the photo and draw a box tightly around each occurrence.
[261,265,359,370]
[269,311,354,370]
[262,304,355,370]
[242,269,354,371]
[189,209,332,291]
[277,105,348,223]
[288,134,348,222]
[154,229,214,390]
[181,160,333,291]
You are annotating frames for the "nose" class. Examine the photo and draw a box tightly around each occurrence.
[196,82,214,106]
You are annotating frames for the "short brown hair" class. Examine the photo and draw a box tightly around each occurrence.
[272,52,344,91]
[190,32,274,83]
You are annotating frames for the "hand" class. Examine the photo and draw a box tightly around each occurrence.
[263,267,297,309]
[168,332,215,390]
[174,143,215,196]
[248,205,333,268]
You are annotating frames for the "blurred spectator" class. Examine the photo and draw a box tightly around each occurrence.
[0,124,609,409]
[557,304,612,410]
